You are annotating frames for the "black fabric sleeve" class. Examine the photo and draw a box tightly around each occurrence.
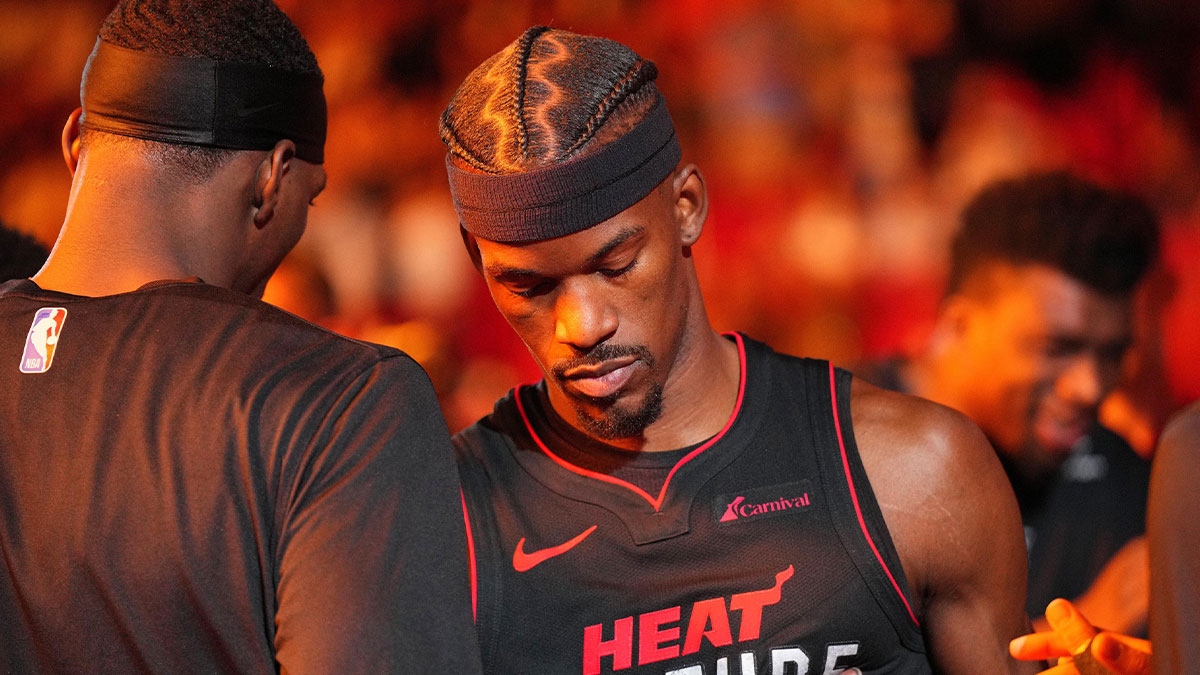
[271,355,482,674]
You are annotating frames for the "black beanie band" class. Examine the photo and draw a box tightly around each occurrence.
[79,38,327,164]
[445,93,681,243]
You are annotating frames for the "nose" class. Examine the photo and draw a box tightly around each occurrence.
[553,279,617,351]
[1057,353,1107,408]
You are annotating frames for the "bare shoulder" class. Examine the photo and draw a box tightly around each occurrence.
[847,376,1035,673]
[847,376,1024,607]
[848,376,1004,488]
[1151,402,1200,497]
[1159,402,1200,456]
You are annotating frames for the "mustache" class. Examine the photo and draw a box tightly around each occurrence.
[551,343,654,380]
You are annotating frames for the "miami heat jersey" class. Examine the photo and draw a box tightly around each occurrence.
[454,334,933,674]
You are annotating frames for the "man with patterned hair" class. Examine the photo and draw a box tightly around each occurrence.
[442,26,1038,674]
[0,1,480,672]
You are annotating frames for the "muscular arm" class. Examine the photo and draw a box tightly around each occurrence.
[1148,401,1200,675]
[852,379,1039,674]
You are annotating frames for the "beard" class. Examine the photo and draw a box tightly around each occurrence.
[575,382,664,440]
[552,343,663,440]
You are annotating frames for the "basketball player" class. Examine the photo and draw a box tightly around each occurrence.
[441,25,1038,675]
[0,1,479,672]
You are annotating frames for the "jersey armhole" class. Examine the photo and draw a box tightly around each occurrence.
[809,359,927,652]
[461,490,477,623]
[451,432,505,667]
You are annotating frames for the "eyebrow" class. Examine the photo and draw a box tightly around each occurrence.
[485,224,646,281]
[589,225,644,265]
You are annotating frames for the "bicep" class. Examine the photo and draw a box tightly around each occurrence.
[890,417,1037,674]
[852,384,1039,673]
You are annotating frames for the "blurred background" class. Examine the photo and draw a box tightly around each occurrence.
[2,0,1198,438]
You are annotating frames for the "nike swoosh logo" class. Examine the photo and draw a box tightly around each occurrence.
[512,525,598,572]
[237,101,281,117]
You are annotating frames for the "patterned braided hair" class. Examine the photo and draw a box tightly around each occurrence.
[440,26,661,174]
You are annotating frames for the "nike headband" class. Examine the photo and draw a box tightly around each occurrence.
[445,92,681,243]
[79,38,326,164]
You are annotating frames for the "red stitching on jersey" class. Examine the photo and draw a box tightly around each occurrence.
[516,332,748,511]
[828,361,920,627]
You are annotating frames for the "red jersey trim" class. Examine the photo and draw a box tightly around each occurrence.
[828,361,920,627]
[515,332,749,512]
[461,490,478,622]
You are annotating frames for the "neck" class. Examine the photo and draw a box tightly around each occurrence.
[34,151,250,297]
[645,327,741,450]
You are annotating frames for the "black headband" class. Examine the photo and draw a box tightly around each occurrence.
[445,93,681,243]
[79,38,326,164]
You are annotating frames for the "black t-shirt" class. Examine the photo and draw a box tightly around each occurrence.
[0,279,480,674]
[455,334,933,674]
[1015,426,1150,621]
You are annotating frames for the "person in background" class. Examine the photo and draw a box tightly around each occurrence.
[1008,401,1199,675]
[0,220,49,282]
[440,25,1038,675]
[856,171,1160,637]
[0,1,480,672]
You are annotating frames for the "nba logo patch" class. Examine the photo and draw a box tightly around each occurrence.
[20,307,67,374]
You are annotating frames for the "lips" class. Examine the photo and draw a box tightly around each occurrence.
[562,357,639,400]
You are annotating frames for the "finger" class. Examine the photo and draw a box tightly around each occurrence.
[1073,642,1117,675]
[1106,633,1150,654]
[1044,598,1098,652]
[1093,632,1152,675]
[1010,632,1074,660]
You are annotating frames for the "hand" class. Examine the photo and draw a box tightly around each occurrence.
[1010,598,1152,675]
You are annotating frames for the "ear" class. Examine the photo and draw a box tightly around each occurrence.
[672,163,707,247]
[460,227,484,274]
[252,140,297,228]
[61,108,83,175]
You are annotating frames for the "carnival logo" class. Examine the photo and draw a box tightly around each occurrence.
[716,481,814,524]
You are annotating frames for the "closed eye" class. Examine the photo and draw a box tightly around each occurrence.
[599,259,637,278]
[509,279,555,299]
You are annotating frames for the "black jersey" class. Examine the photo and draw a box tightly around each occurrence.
[0,279,479,674]
[454,334,932,675]
[1018,426,1150,622]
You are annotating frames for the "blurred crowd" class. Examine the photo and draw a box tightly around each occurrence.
[2,0,1198,436]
